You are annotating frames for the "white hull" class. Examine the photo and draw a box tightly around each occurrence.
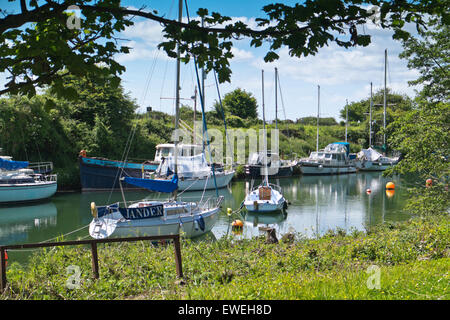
[244,185,286,213]
[89,203,220,239]
[358,161,395,171]
[300,164,357,175]
[0,181,57,203]
[178,171,234,191]
[244,200,285,212]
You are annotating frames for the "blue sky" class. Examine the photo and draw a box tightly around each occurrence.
[2,0,422,122]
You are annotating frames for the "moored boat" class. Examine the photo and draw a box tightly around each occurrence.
[245,151,297,178]
[298,142,357,175]
[78,143,204,191]
[357,147,399,171]
[0,157,57,204]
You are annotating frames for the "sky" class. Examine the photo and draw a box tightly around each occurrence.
[1,0,422,122]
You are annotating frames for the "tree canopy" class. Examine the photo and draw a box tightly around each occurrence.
[1,0,448,98]
[214,88,258,120]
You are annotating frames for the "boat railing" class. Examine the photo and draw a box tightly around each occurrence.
[268,183,282,193]
[28,162,53,174]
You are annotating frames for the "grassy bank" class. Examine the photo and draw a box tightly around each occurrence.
[1,214,448,300]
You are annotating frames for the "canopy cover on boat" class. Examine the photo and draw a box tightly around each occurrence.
[324,142,350,156]
[0,157,29,171]
[357,148,382,161]
[156,154,211,178]
[123,174,178,193]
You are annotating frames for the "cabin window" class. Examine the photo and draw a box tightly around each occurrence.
[161,148,171,157]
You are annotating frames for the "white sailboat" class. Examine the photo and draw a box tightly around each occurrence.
[243,70,287,213]
[0,155,57,204]
[89,0,224,239]
[358,49,399,171]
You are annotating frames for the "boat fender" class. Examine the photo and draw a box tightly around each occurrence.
[3,250,7,267]
[318,164,323,169]
[253,200,259,211]
[194,216,205,231]
[91,202,98,219]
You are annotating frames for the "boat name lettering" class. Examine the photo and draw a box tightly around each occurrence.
[121,205,164,220]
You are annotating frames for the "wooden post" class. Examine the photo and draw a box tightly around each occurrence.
[91,242,99,279]
[0,247,6,292]
[173,235,183,278]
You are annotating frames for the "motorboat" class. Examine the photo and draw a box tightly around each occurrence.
[357,147,399,171]
[298,142,357,175]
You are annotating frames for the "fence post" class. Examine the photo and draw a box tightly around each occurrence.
[173,235,183,278]
[91,242,99,279]
[0,247,6,292]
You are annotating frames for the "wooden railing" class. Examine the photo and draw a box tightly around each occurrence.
[0,234,183,292]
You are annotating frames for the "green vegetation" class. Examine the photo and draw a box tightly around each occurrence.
[0,76,371,189]
[1,213,448,300]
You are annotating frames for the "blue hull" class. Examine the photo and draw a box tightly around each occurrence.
[79,156,159,191]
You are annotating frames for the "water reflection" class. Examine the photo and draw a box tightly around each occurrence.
[0,201,57,245]
[0,172,411,256]
[213,172,409,240]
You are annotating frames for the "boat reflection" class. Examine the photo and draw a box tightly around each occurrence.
[0,201,57,245]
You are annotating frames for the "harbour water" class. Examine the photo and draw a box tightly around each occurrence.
[1,171,411,264]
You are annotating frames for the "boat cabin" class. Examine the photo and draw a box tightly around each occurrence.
[154,144,203,163]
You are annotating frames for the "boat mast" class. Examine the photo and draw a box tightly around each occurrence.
[383,48,387,150]
[316,85,320,152]
[261,70,269,186]
[201,16,206,153]
[275,67,278,130]
[369,82,373,147]
[173,0,182,200]
[345,99,348,143]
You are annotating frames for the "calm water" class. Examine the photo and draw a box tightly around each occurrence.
[1,172,411,263]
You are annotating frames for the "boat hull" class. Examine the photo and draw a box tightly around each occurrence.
[0,181,57,203]
[89,207,220,239]
[244,200,285,212]
[358,161,395,171]
[300,163,357,175]
[79,156,159,191]
[244,164,295,178]
[178,171,235,191]
[80,156,234,192]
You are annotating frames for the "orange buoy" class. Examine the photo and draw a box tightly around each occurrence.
[232,219,243,228]
[426,179,432,188]
[366,188,372,194]
[386,189,395,198]
[386,182,395,190]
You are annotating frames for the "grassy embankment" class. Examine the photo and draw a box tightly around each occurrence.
[1,213,448,300]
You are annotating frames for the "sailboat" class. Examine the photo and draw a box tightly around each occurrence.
[357,50,399,171]
[243,70,287,213]
[0,152,57,204]
[89,0,224,239]
[244,68,297,178]
[298,86,357,175]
